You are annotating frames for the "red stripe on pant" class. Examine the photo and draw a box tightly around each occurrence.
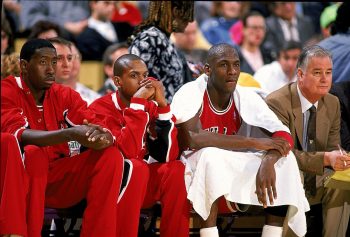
[0,133,28,236]
[116,160,190,237]
[24,145,123,237]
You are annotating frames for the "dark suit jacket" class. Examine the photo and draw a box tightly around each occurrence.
[330,81,350,151]
[266,83,341,175]
[263,15,315,58]
[238,47,274,75]
[76,22,134,61]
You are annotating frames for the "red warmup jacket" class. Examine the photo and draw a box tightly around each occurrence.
[1,75,108,161]
[89,91,179,163]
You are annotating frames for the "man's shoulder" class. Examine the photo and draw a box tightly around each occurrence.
[323,92,340,107]
[266,83,293,100]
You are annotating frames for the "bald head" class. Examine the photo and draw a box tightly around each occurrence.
[207,43,239,66]
[113,54,146,77]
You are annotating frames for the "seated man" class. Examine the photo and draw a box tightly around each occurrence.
[1,39,123,237]
[171,43,310,237]
[266,45,350,237]
[89,54,190,237]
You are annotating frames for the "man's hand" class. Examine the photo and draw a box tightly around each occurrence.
[133,78,155,101]
[324,150,350,170]
[148,78,167,107]
[255,150,281,208]
[69,120,113,150]
[253,137,291,157]
[64,19,88,35]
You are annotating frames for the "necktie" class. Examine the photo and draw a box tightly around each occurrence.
[304,105,317,197]
[288,21,295,41]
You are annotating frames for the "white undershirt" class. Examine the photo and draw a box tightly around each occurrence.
[88,17,117,42]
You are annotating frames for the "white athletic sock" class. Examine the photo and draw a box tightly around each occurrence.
[261,225,283,237]
[200,226,219,237]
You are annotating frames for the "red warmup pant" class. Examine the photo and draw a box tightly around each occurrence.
[0,133,28,236]
[24,145,123,237]
[116,160,190,237]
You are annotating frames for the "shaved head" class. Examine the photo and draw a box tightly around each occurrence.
[113,54,146,76]
[207,43,239,66]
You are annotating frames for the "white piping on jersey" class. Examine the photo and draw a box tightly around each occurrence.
[165,118,175,162]
[15,76,23,89]
[14,134,26,167]
[63,109,79,127]
[112,92,149,157]
[112,92,121,111]
[206,89,234,115]
[117,158,133,203]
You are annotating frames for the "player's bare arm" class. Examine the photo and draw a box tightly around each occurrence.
[178,112,291,156]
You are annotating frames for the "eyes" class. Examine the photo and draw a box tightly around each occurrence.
[312,70,332,77]
[40,59,57,66]
[219,62,240,68]
[130,72,148,79]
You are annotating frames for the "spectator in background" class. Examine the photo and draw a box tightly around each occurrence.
[318,2,350,83]
[2,0,22,35]
[1,11,14,56]
[1,52,20,80]
[28,20,61,40]
[111,1,142,27]
[238,11,273,75]
[200,2,249,46]
[320,3,340,39]
[330,81,350,151]
[76,1,134,61]
[48,37,100,105]
[129,1,194,102]
[254,41,302,95]
[20,1,90,39]
[172,21,208,79]
[99,42,129,95]
[263,2,315,59]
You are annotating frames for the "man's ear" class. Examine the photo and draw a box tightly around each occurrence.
[20,59,28,73]
[113,76,121,87]
[204,63,211,76]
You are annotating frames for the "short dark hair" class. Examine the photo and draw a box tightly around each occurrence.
[277,40,302,58]
[20,38,56,62]
[28,20,61,40]
[113,54,145,76]
[242,11,264,27]
[207,43,239,65]
[331,2,350,35]
[102,42,129,66]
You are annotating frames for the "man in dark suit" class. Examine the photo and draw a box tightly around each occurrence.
[75,1,134,61]
[263,2,315,59]
[266,45,350,237]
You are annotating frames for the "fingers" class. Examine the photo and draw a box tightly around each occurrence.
[272,138,290,156]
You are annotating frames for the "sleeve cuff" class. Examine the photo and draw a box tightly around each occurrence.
[272,131,294,148]
[157,104,172,120]
[130,97,147,111]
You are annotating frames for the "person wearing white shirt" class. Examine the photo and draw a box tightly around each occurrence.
[254,41,302,95]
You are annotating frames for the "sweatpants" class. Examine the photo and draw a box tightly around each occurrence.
[116,159,190,237]
[0,133,28,236]
[22,144,123,237]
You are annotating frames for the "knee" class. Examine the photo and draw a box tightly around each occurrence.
[24,145,49,177]
[98,146,123,168]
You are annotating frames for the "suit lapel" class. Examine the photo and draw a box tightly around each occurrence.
[291,83,304,147]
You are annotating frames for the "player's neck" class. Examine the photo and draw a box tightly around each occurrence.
[207,87,232,111]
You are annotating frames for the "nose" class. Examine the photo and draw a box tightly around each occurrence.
[228,65,238,75]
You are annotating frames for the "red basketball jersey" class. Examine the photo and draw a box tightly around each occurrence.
[199,90,241,135]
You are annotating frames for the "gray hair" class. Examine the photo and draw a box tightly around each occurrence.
[297,45,332,71]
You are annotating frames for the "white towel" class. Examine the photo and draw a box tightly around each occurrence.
[183,147,310,237]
